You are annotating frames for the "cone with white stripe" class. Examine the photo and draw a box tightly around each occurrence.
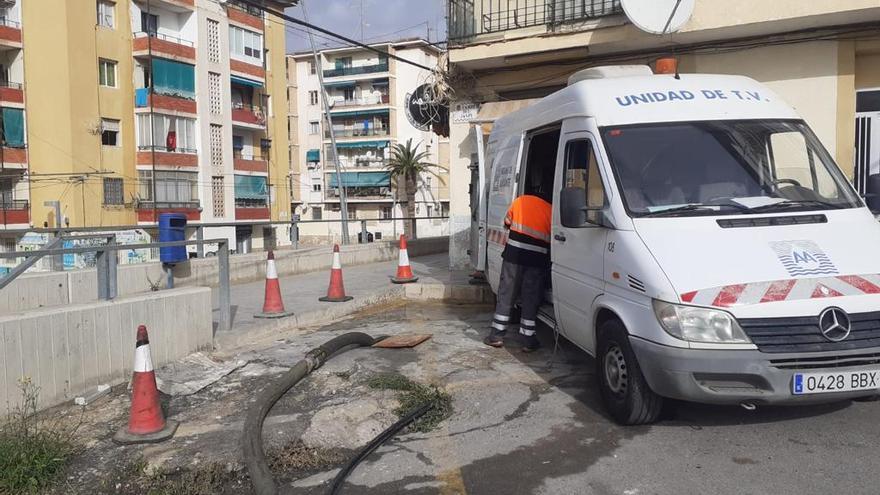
[255,250,293,318]
[391,235,418,284]
[319,244,353,302]
[113,325,178,445]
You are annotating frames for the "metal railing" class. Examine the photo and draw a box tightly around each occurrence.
[232,102,265,113]
[0,80,23,90]
[227,0,264,17]
[133,31,195,48]
[330,95,390,108]
[137,144,198,154]
[0,237,234,332]
[0,199,28,210]
[0,18,21,29]
[323,62,389,79]
[448,0,622,44]
[135,200,201,209]
[325,128,390,139]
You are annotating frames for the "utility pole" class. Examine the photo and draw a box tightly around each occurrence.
[302,0,350,244]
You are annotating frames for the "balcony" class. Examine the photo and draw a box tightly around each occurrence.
[324,128,390,139]
[230,59,265,82]
[330,94,390,109]
[0,18,22,49]
[0,81,23,105]
[135,88,197,114]
[136,201,201,222]
[132,32,196,63]
[234,204,270,220]
[323,62,389,79]
[227,1,264,31]
[448,0,622,46]
[0,199,28,226]
[135,0,194,12]
[231,103,267,128]
[233,154,268,172]
[0,146,27,167]
[137,146,198,167]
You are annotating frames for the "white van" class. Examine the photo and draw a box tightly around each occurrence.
[481,65,880,425]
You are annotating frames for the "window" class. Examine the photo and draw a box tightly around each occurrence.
[347,207,357,220]
[311,207,322,220]
[98,59,117,87]
[343,88,354,101]
[140,12,157,34]
[312,184,322,192]
[101,118,120,146]
[138,170,198,204]
[309,91,318,106]
[308,61,315,74]
[210,124,223,167]
[1,108,25,147]
[103,178,124,205]
[309,121,319,135]
[97,0,115,28]
[212,176,225,217]
[209,72,222,114]
[136,114,197,152]
[229,26,263,64]
[426,205,433,217]
[381,206,392,219]
[151,58,195,99]
[207,18,220,63]
[560,139,605,227]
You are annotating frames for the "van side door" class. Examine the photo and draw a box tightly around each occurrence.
[552,132,610,355]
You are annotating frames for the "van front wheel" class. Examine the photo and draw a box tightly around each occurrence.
[597,319,663,425]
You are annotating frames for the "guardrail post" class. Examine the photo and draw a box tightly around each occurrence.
[291,219,299,250]
[218,241,231,333]
[360,220,368,244]
[196,226,204,258]
[411,218,418,239]
[107,235,118,299]
[50,229,64,271]
[96,247,110,300]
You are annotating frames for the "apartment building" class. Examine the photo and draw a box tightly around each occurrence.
[287,39,449,243]
[0,0,292,258]
[445,0,880,267]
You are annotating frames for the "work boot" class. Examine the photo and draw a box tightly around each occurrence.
[519,320,540,353]
[483,330,506,348]
[520,334,541,353]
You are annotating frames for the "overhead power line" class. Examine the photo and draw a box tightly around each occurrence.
[234,0,434,71]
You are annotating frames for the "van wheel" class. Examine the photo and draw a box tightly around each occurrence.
[597,319,663,425]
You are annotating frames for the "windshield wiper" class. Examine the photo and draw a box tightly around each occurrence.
[641,204,720,217]
[746,199,845,213]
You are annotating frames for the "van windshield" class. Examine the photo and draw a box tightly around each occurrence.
[600,120,862,217]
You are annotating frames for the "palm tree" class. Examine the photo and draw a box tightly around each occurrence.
[386,138,445,239]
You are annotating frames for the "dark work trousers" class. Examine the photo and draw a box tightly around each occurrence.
[491,259,547,337]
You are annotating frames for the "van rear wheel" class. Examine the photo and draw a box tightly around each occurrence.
[597,319,663,425]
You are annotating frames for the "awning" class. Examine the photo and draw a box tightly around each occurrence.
[371,79,389,86]
[231,75,263,88]
[306,149,320,161]
[329,108,390,118]
[234,175,269,199]
[333,140,388,149]
[323,81,356,88]
[328,171,390,188]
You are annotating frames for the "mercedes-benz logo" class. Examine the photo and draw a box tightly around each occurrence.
[818,307,851,342]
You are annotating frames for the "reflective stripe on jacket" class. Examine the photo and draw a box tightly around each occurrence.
[502,195,551,268]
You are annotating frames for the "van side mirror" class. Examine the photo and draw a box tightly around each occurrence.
[561,186,615,229]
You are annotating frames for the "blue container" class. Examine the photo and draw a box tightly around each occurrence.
[158,213,188,264]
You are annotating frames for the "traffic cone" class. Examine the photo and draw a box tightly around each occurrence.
[113,325,178,445]
[255,250,293,318]
[319,244,353,302]
[391,235,419,284]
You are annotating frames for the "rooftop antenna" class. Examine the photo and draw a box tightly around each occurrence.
[619,0,694,35]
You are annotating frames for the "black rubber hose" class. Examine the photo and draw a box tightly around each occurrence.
[329,402,432,495]
[242,332,377,495]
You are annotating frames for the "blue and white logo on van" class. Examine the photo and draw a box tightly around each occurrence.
[770,240,838,277]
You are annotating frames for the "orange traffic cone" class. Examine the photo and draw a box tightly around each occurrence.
[319,244,353,302]
[113,325,178,445]
[391,235,418,284]
[255,250,293,318]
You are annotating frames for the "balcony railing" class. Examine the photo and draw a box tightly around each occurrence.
[0,80,23,90]
[133,31,195,47]
[0,18,21,29]
[323,62,389,79]
[235,199,269,208]
[324,128,390,139]
[0,199,27,210]
[448,0,622,45]
[330,94,390,108]
[136,200,200,209]
[228,0,264,17]
[138,145,198,154]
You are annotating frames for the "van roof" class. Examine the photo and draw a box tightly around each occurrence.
[491,73,800,136]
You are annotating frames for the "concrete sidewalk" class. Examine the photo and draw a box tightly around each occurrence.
[211,252,490,349]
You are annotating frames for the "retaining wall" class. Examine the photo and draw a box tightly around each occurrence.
[0,287,213,412]
[0,237,449,313]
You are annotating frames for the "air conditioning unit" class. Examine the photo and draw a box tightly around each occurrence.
[374,232,382,240]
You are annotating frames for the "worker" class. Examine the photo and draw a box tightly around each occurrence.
[484,192,552,352]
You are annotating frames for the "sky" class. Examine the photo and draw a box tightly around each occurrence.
[284,0,447,54]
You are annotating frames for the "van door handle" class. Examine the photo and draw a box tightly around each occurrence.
[554,233,566,242]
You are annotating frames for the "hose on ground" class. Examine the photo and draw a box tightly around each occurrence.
[242,332,378,495]
[329,401,432,495]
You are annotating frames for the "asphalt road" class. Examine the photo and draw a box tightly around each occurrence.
[288,303,880,495]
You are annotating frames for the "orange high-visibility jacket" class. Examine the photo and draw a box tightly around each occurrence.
[503,195,551,267]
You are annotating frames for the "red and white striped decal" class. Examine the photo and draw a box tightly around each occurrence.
[487,228,508,246]
[681,274,880,308]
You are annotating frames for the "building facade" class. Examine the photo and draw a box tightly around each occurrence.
[0,0,291,258]
[446,0,880,268]
[287,39,449,243]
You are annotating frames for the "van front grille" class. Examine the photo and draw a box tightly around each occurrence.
[739,311,880,354]
[769,352,880,370]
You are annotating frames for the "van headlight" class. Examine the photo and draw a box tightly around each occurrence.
[652,300,751,344]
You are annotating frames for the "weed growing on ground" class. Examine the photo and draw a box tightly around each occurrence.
[367,373,453,432]
[269,441,346,472]
[0,379,81,494]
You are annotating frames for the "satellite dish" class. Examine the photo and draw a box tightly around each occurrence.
[620,0,694,34]
[405,84,449,132]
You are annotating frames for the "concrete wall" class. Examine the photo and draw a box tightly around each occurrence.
[1,287,212,412]
[0,237,449,313]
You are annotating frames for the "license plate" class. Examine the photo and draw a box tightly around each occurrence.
[792,370,880,395]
